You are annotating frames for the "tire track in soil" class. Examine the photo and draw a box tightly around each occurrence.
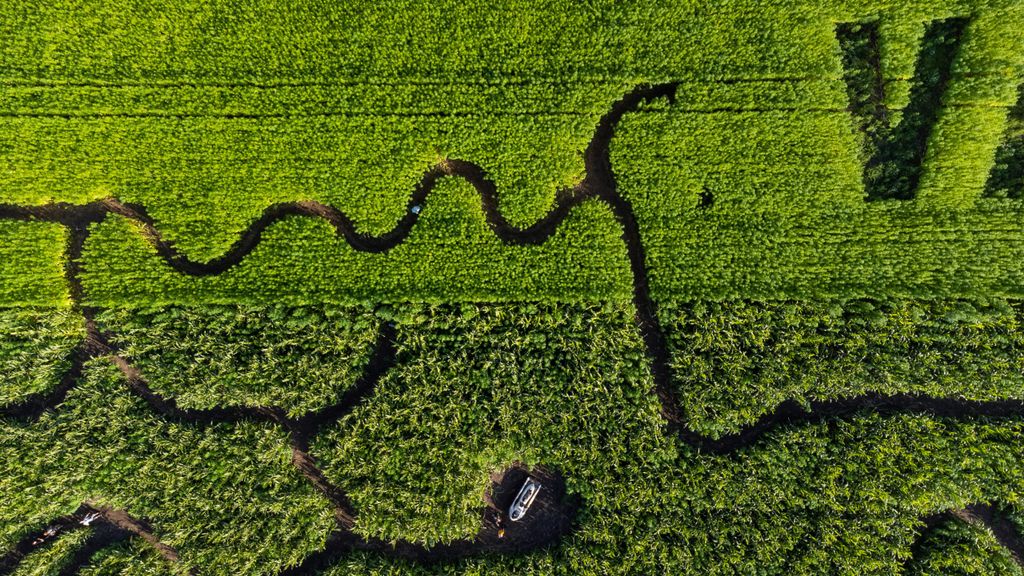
[2,82,1023,571]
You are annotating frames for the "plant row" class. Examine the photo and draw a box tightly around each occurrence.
[3,98,1021,308]
[5,1,1017,85]
[0,1,1022,308]
[76,184,632,307]
[68,185,1024,306]
[612,102,1024,300]
[14,296,1022,451]
[0,111,601,259]
[0,221,69,306]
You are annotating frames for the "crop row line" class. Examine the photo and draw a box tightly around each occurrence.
[0,76,844,90]
[1,82,1023,571]
[0,71,1012,91]
[0,103,1011,121]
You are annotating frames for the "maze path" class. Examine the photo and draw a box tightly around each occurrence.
[0,503,186,576]
[2,82,1024,572]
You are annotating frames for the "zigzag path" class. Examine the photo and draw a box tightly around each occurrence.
[1,83,1023,573]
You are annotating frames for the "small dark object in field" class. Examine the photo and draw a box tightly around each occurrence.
[698,189,714,209]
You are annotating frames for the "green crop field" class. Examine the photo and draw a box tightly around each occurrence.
[3,0,1024,574]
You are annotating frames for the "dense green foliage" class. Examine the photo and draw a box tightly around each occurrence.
[1,100,613,261]
[2,0,1023,305]
[3,0,1024,573]
[75,541,167,576]
[905,516,1024,576]
[313,302,662,546]
[96,305,380,417]
[839,17,968,201]
[0,222,68,307]
[1,360,335,575]
[4,303,1024,575]
[987,84,1024,199]
[10,0,1012,84]
[0,307,83,406]
[613,109,1024,300]
[660,298,1024,437]
[78,185,631,307]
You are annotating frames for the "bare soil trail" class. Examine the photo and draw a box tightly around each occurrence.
[0,503,189,576]
[908,504,1024,571]
[2,82,1023,572]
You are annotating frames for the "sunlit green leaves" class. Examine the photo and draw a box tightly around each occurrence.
[96,305,380,417]
[0,307,84,406]
[661,299,1024,437]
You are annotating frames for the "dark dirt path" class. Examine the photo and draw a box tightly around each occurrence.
[2,82,1024,572]
[0,503,188,576]
[908,504,1024,571]
[958,504,1024,566]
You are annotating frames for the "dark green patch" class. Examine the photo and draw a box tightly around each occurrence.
[985,83,1024,200]
[96,305,380,417]
[839,18,968,201]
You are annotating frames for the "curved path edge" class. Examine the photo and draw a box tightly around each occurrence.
[2,82,1024,571]
[0,502,190,576]
[909,503,1024,569]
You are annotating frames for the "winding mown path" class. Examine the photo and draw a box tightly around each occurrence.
[2,83,1023,573]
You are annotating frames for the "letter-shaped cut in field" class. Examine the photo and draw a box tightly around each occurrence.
[837,17,968,201]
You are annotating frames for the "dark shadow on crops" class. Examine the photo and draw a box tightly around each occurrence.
[838,17,969,201]
[985,82,1024,199]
